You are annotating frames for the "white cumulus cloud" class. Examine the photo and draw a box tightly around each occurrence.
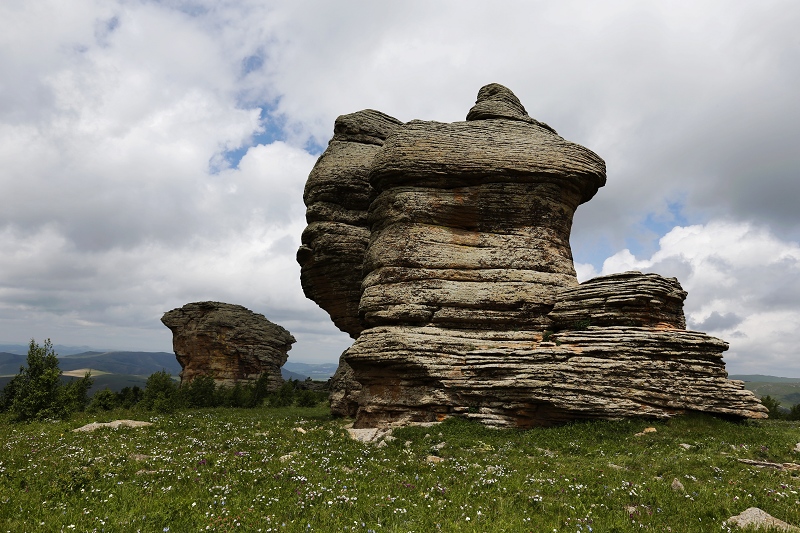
[578,221,800,376]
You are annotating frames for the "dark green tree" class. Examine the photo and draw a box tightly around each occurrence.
[181,375,217,408]
[4,339,93,421]
[296,389,323,407]
[268,380,296,408]
[760,395,784,420]
[117,386,143,409]
[88,388,118,412]
[0,373,21,412]
[62,372,93,414]
[248,372,273,407]
[140,370,180,413]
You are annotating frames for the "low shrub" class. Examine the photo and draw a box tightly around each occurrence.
[139,370,181,413]
[87,388,118,412]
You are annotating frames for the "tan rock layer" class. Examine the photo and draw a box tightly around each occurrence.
[345,326,766,428]
[360,107,605,330]
[465,82,557,133]
[549,271,688,330]
[161,301,295,390]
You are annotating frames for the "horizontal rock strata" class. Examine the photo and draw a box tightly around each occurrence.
[346,326,764,428]
[360,90,605,332]
[161,301,295,390]
[298,83,766,427]
[297,110,402,337]
[549,271,688,330]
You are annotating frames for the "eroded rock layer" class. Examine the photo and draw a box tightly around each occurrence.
[549,271,688,330]
[161,301,295,389]
[346,325,765,428]
[360,87,605,331]
[297,110,403,337]
[298,83,766,426]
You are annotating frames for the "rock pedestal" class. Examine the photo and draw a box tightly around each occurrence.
[299,83,767,427]
[161,301,295,390]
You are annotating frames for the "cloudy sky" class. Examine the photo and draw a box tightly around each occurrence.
[1,1,798,376]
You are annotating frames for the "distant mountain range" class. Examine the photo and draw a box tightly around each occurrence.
[0,343,99,356]
[729,375,800,408]
[729,374,800,384]
[0,349,336,394]
[0,351,181,376]
[282,362,338,381]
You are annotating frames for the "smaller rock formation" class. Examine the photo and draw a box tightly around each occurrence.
[549,272,687,329]
[161,301,295,390]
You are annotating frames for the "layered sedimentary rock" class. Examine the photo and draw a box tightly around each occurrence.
[297,110,403,337]
[298,83,766,427]
[161,301,295,389]
[347,325,762,428]
[549,271,688,330]
[328,354,361,418]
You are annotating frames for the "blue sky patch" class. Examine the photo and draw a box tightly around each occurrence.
[214,106,287,171]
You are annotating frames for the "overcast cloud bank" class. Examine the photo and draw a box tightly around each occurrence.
[1,1,798,374]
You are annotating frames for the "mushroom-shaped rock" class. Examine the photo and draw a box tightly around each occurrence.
[161,301,295,390]
[299,83,766,427]
[360,88,606,331]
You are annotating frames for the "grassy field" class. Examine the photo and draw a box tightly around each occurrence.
[1,407,798,532]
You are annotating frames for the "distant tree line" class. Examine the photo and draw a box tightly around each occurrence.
[4,339,799,423]
[759,395,800,421]
[0,339,327,422]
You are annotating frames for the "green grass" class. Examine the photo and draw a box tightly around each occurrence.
[1,408,798,532]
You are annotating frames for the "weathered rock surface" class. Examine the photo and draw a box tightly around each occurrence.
[297,110,403,337]
[549,271,687,330]
[299,83,766,427]
[161,301,295,389]
[74,420,152,432]
[328,353,361,418]
[726,507,800,532]
[360,114,605,330]
[345,325,765,427]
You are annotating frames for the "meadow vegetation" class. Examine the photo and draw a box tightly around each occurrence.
[1,341,799,531]
[1,406,799,532]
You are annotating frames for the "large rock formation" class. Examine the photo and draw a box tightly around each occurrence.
[161,301,295,390]
[297,110,403,338]
[300,83,766,427]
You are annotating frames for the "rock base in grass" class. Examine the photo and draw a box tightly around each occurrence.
[161,301,295,390]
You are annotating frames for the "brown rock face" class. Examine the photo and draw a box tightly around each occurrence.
[328,353,360,418]
[549,271,688,330]
[297,110,403,337]
[161,301,295,390]
[298,83,766,427]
